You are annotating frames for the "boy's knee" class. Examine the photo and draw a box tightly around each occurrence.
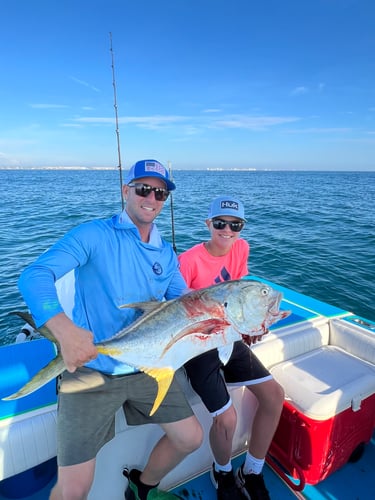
[266,381,285,417]
[213,406,237,434]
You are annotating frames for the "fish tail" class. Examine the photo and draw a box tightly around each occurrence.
[10,311,37,329]
[140,367,175,416]
[10,311,58,344]
[2,354,65,401]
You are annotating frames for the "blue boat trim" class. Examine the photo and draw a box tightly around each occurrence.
[344,315,375,332]
[0,338,57,421]
[247,275,350,319]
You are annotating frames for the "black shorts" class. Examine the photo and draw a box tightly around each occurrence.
[184,341,272,415]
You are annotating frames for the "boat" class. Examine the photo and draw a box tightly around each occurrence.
[0,275,374,500]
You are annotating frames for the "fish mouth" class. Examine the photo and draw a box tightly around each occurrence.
[268,292,282,316]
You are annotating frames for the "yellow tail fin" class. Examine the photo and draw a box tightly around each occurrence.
[140,367,175,416]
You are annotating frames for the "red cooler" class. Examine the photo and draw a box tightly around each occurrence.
[266,345,375,490]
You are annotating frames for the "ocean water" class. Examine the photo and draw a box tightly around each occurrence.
[0,169,374,345]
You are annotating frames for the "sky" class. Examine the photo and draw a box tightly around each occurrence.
[1,0,375,171]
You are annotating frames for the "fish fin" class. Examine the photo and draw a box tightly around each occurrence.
[119,300,162,314]
[140,367,175,416]
[10,311,58,345]
[281,309,292,319]
[2,354,65,401]
[217,344,234,365]
[96,345,123,356]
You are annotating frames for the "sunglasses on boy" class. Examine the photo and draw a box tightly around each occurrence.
[128,182,170,202]
[211,218,245,232]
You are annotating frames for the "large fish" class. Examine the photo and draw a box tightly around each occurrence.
[3,279,290,415]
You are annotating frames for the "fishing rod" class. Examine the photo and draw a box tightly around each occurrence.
[109,33,175,245]
[168,161,177,253]
[109,32,125,210]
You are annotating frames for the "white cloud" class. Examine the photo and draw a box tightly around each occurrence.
[69,76,100,92]
[30,103,68,109]
[73,113,299,132]
[213,115,300,130]
[60,123,83,128]
[74,115,188,130]
[202,108,221,113]
[291,86,309,96]
[285,127,352,134]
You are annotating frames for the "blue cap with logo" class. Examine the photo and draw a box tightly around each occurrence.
[207,195,246,221]
[125,159,176,191]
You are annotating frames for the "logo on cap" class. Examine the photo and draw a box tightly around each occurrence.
[221,200,239,211]
[145,161,166,176]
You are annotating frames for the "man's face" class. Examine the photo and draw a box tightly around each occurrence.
[123,176,168,227]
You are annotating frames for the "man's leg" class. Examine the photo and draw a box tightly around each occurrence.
[126,415,202,499]
[50,458,96,500]
[140,415,203,485]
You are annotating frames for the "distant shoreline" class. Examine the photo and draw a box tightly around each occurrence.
[1,166,374,172]
[0,166,117,171]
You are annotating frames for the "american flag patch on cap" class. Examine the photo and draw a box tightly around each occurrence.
[145,161,166,176]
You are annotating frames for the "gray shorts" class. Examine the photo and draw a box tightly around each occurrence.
[57,367,193,466]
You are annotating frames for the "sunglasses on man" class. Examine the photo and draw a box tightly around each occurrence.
[128,182,170,202]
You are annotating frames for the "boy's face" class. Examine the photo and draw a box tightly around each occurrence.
[206,216,244,252]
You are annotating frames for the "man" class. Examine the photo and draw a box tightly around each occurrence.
[18,159,203,500]
[179,195,284,500]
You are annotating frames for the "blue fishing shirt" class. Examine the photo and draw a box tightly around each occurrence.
[18,211,187,375]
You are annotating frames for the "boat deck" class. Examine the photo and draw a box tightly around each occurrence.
[173,434,375,499]
[1,433,373,500]
[1,277,374,500]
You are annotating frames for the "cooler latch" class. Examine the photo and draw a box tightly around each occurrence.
[351,396,362,412]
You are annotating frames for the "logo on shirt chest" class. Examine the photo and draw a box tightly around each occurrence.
[214,266,231,284]
[152,262,163,275]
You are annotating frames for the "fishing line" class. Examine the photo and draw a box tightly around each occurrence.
[168,161,177,253]
[109,32,125,210]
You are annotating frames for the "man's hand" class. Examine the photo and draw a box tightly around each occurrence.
[46,313,98,372]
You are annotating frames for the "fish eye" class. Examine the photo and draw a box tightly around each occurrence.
[223,301,228,308]
[261,288,269,296]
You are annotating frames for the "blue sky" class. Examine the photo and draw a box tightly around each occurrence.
[1,0,375,171]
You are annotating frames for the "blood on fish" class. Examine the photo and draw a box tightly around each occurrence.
[181,294,225,319]
[161,318,231,356]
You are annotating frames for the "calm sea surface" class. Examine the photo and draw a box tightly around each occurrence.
[1,169,374,345]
